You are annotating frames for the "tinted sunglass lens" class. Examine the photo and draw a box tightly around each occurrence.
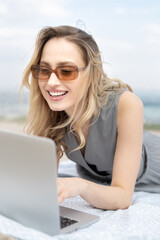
[31,65,80,81]
[57,66,77,80]
[31,67,39,79]
[39,68,50,79]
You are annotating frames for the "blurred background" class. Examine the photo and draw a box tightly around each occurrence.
[0,0,160,132]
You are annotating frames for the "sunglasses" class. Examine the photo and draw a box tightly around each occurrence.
[31,64,86,81]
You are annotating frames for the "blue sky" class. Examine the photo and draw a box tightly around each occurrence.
[0,0,160,91]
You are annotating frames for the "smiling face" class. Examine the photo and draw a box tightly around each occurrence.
[38,37,87,117]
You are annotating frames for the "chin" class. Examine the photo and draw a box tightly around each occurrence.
[47,102,67,112]
[49,106,65,112]
[47,101,74,115]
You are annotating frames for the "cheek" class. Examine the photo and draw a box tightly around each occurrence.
[69,82,82,99]
[38,82,47,97]
[75,77,88,98]
[38,81,44,92]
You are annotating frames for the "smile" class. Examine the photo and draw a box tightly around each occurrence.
[48,91,68,97]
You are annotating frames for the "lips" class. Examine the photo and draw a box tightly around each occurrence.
[48,90,68,97]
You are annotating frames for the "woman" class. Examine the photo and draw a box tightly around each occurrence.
[21,25,160,210]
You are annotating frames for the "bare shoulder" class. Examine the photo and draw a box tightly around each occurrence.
[117,91,144,130]
[118,91,143,112]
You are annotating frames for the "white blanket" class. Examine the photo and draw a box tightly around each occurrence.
[0,161,160,240]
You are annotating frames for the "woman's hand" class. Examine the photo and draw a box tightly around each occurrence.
[57,177,87,204]
[57,176,133,210]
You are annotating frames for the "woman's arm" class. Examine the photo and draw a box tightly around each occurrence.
[58,91,144,210]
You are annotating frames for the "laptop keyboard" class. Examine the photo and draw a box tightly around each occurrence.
[60,216,78,229]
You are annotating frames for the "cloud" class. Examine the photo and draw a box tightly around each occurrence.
[99,38,135,53]
[145,24,160,46]
[146,23,160,35]
[114,6,160,15]
[0,3,8,15]
[131,7,160,15]
[38,2,71,18]
[5,0,71,19]
[0,27,36,38]
[147,35,160,46]
[114,7,127,15]
[0,27,37,52]
[0,0,72,29]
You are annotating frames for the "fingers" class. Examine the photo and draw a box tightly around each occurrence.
[57,179,69,204]
[58,192,68,204]
[57,177,81,204]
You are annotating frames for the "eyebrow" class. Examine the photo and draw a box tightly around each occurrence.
[40,61,76,66]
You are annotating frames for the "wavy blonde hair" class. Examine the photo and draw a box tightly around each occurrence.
[21,25,132,159]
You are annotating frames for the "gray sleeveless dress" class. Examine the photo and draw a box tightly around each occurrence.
[63,90,160,193]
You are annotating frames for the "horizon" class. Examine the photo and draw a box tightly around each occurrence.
[0,88,160,125]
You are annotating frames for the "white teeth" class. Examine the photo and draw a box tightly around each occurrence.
[49,91,66,97]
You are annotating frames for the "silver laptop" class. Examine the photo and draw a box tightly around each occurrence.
[0,130,99,236]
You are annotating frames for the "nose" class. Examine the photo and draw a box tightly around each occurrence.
[47,72,61,86]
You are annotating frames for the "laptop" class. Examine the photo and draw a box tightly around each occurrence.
[0,130,99,236]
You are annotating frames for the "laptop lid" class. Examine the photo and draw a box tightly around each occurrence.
[0,130,60,235]
[0,130,100,236]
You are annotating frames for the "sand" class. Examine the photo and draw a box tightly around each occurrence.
[0,120,25,133]
[0,120,69,161]
[0,120,160,136]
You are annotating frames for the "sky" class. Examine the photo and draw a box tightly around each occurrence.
[0,0,160,92]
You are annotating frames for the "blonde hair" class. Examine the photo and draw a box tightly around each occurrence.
[21,25,132,159]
